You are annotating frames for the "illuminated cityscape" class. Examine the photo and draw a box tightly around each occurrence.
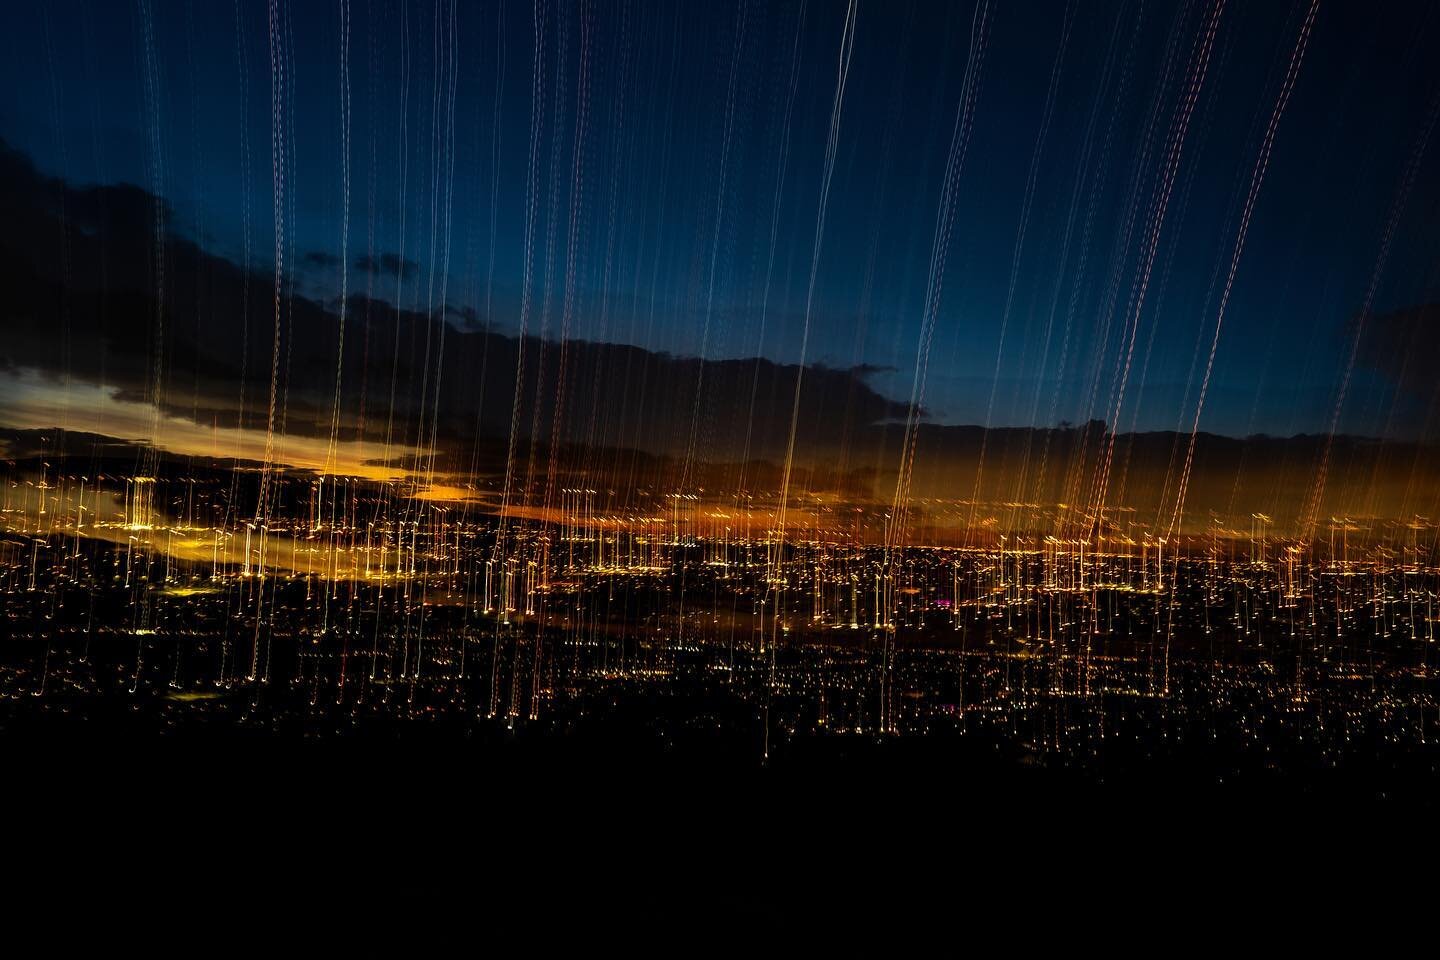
[4,0,1440,928]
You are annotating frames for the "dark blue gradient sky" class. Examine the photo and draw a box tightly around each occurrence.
[4,0,1439,439]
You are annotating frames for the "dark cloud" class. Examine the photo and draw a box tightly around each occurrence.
[354,253,418,279]
[6,138,1437,527]
[0,140,915,473]
[1349,302,1440,434]
[444,304,483,330]
[302,251,342,270]
[1360,303,1440,392]
[849,363,896,379]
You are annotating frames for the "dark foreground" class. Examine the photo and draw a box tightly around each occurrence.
[7,720,1438,947]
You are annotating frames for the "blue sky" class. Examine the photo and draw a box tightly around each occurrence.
[4,0,1439,439]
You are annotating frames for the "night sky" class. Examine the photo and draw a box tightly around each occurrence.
[3,0,1440,448]
[14,4,1440,903]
